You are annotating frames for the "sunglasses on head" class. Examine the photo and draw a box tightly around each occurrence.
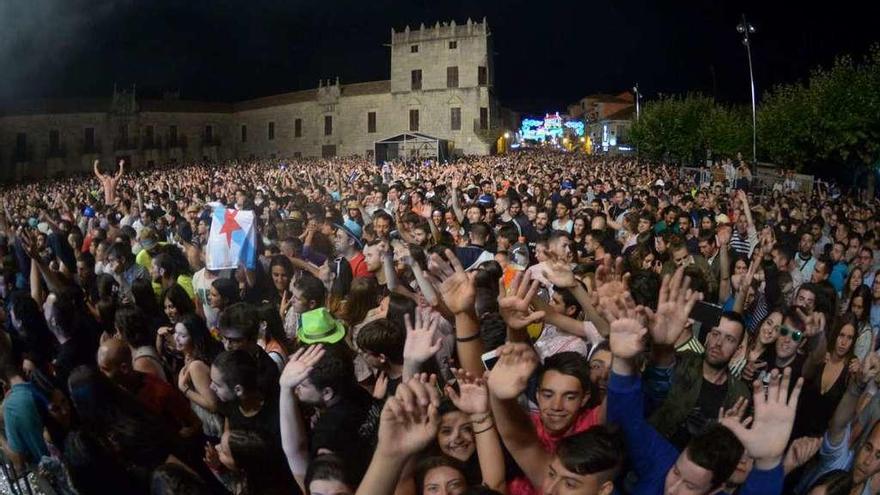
[779,326,803,342]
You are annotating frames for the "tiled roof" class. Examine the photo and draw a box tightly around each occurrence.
[603,106,635,121]
[0,79,394,117]
[140,99,233,113]
[232,89,317,112]
[342,80,391,97]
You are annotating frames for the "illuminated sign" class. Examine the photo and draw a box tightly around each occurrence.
[519,112,585,142]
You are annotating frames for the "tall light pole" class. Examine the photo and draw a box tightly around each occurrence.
[632,83,641,121]
[737,14,757,167]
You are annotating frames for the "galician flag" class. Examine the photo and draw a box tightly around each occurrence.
[206,206,257,270]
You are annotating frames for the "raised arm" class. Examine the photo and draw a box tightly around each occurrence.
[645,267,701,368]
[487,343,551,488]
[357,376,440,495]
[447,369,506,493]
[425,249,482,375]
[19,229,66,296]
[93,159,104,180]
[402,309,442,382]
[450,176,465,224]
[542,260,609,338]
[828,349,878,445]
[279,345,325,492]
[497,270,545,343]
[115,158,125,180]
[720,368,802,472]
[717,228,732,303]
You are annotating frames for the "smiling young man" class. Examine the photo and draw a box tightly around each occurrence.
[488,343,624,495]
[533,352,600,447]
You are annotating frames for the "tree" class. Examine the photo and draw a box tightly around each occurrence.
[758,44,880,172]
[630,93,750,165]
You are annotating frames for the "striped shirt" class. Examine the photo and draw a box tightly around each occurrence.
[730,227,758,259]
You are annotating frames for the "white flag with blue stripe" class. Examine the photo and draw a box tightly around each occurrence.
[206,206,257,270]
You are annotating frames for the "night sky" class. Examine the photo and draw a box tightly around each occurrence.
[2,0,878,113]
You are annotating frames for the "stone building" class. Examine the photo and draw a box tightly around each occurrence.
[567,92,635,154]
[0,18,512,182]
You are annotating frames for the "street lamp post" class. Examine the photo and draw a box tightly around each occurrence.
[632,83,640,121]
[737,14,757,167]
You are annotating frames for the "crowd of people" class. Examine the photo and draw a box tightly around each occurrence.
[0,149,874,495]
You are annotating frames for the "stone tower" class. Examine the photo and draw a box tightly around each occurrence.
[389,18,493,94]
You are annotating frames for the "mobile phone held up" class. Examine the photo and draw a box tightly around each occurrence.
[481,349,500,370]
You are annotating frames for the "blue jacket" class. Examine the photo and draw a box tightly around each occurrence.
[607,371,784,495]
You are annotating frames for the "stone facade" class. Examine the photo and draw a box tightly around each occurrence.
[0,18,507,182]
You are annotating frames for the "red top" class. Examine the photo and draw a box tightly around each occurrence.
[349,252,372,278]
[507,407,601,495]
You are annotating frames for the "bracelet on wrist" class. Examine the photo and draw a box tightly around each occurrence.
[470,413,491,424]
[473,422,495,435]
[456,333,481,343]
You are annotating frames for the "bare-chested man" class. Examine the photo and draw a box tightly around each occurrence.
[94,158,124,205]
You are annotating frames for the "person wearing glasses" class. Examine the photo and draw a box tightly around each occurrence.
[744,307,826,395]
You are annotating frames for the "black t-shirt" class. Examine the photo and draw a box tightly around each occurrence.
[311,386,382,479]
[669,378,728,450]
[220,395,281,448]
[761,348,807,394]
[253,348,281,400]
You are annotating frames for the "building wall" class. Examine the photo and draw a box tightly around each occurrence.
[0,19,501,182]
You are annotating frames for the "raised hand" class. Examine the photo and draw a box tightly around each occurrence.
[642,266,701,347]
[497,270,545,330]
[718,396,752,427]
[720,368,803,469]
[794,307,826,338]
[425,249,476,315]
[783,436,821,474]
[716,225,732,248]
[593,255,630,308]
[542,259,578,289]
[604,293,649,361]
[487,343,539,400]
[279,345,325,389]
[279,290,292,319]
[741,359,767,382]
[376,375,441,459]
[18,228,41,260]
[446,368,489,415]
[858,351,880,386]
[403,308,442,365]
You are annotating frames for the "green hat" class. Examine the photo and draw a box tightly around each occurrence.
[298,307,346,344]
